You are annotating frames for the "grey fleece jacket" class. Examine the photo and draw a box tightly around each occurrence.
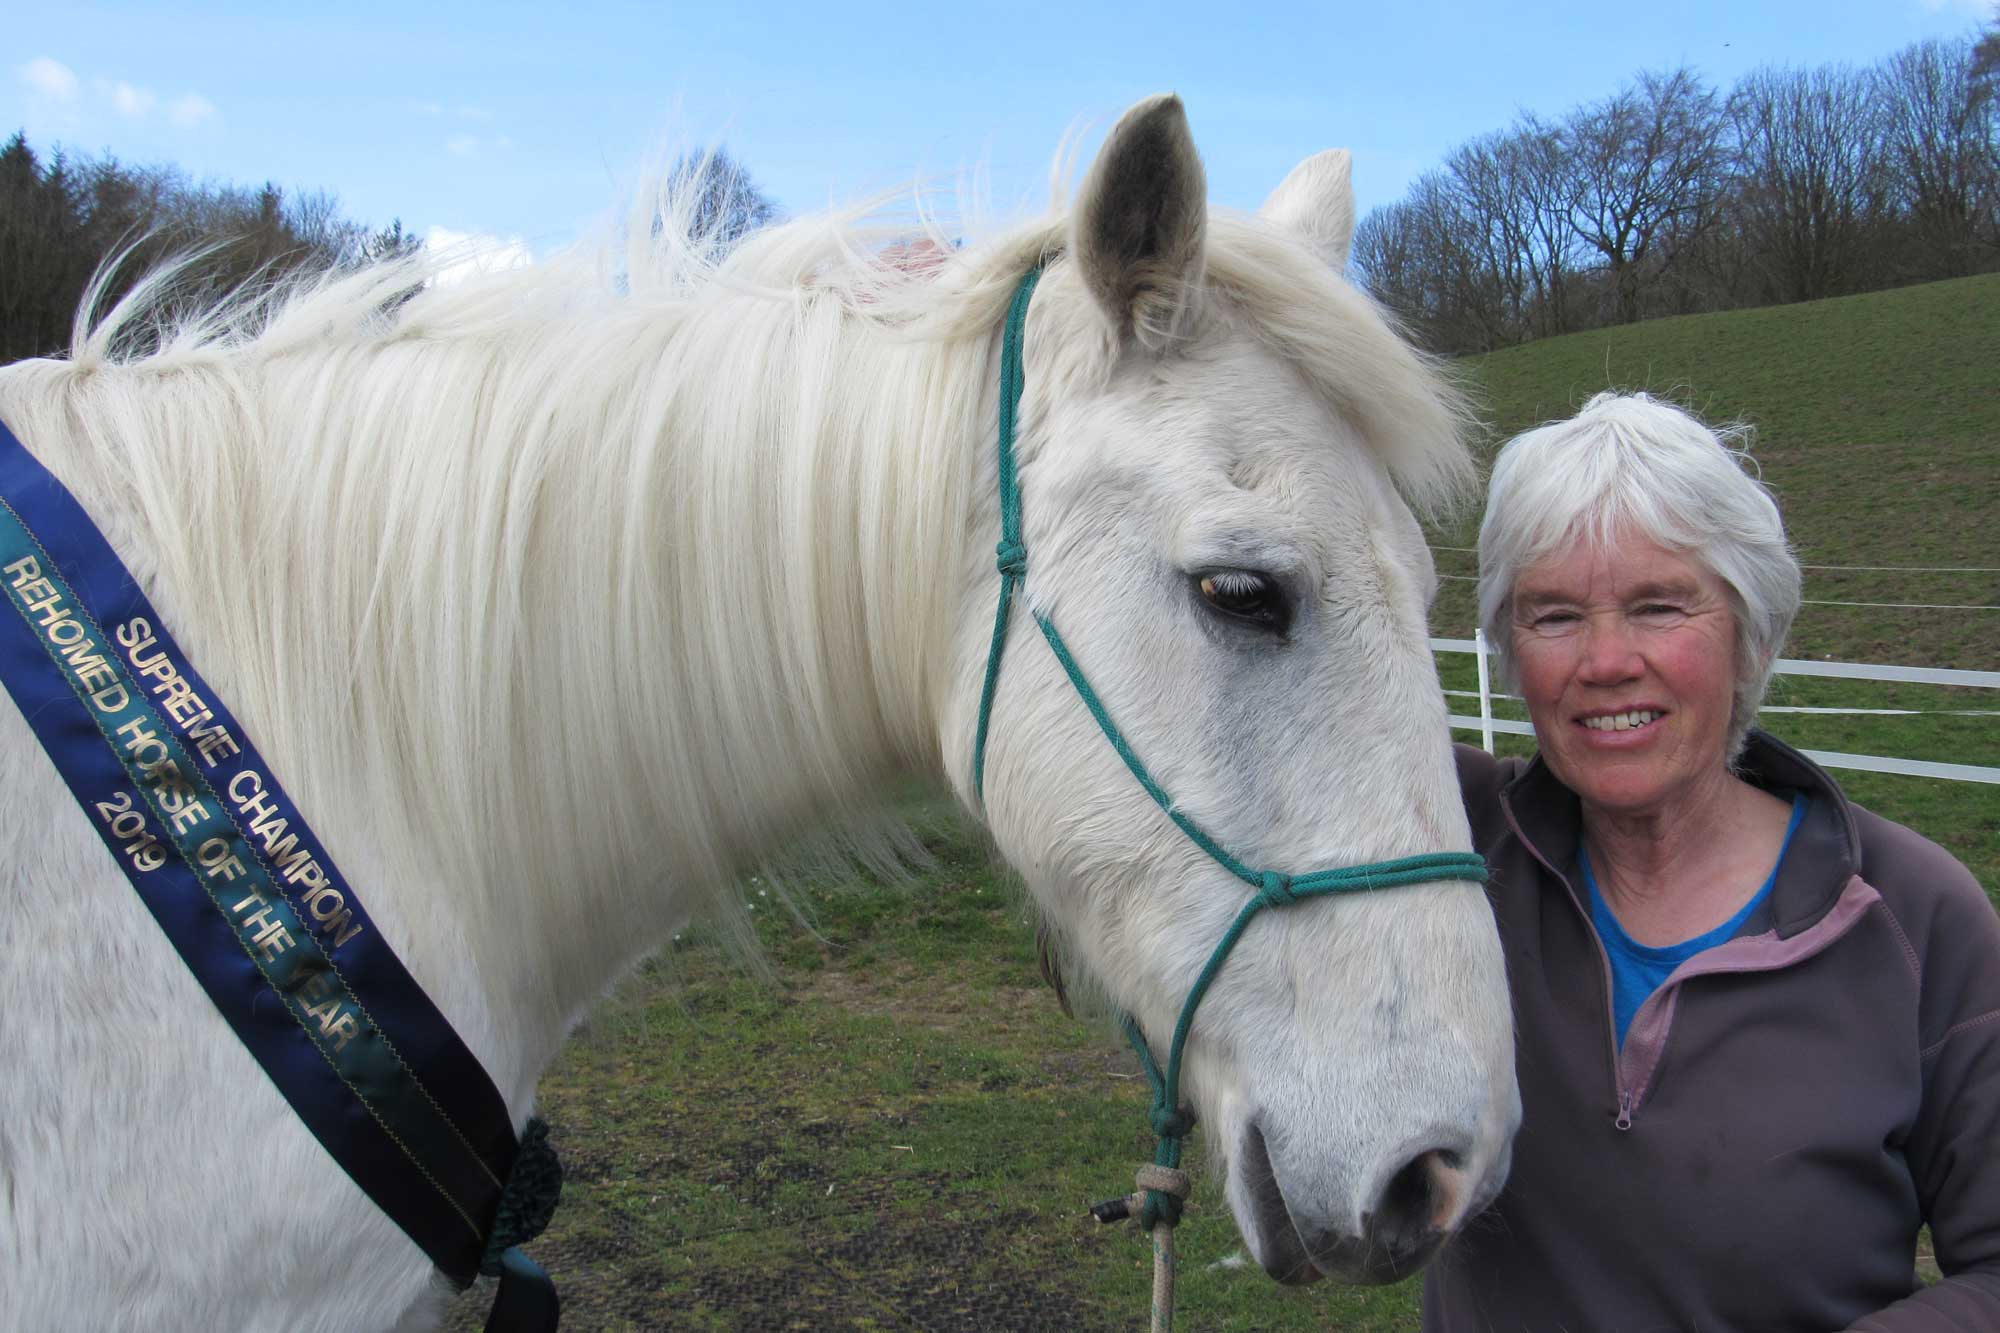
[1422,732,2000,1332]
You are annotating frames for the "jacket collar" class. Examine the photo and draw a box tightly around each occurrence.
[1497,730,1864,940]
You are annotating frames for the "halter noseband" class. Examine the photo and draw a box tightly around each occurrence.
[972,264,1489,1236]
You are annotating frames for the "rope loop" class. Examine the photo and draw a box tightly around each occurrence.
[1137,1163,1190,1231]
[995,538,1027,577]
[1257,870,1297,909]
[1136,1163,1192,1199]
[1150,1104,1196,1141]
[1137,1162,1191,1231]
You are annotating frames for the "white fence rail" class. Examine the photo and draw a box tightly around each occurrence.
[1431,634,2000,786]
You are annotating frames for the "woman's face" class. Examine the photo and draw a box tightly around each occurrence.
[1509,534,1741,817]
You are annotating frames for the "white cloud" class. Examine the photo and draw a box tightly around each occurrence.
[168,94,218,129]
[106,80,157,118]
[19,61,217,129]
[19,56,78,100]
[425,226,533,287]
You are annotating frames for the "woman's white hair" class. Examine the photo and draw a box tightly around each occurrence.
[1476,391,1801,761]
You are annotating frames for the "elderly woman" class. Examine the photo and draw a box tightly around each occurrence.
[1423,393,2000,1330]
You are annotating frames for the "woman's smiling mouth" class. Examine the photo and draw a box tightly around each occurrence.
[1580,709,1665,733]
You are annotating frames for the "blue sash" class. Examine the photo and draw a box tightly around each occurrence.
[0,417,556,1323]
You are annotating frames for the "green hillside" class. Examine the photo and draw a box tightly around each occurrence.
[1434,273,2000,670]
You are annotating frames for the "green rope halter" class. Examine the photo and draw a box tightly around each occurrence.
[973,265,1489,1235]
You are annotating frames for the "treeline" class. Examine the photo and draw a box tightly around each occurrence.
[1354,32,2000,354]
[0,132,419,364]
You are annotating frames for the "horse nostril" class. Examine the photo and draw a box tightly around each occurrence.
[1365,1148,1464,1261]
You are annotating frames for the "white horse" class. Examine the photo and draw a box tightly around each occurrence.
[0,96,1517,1328]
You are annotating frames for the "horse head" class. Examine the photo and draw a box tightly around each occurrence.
[952,95,1519,1284]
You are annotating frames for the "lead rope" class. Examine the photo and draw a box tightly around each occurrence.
[974,266,1487,1333]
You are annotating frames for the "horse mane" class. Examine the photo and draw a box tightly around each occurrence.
[0,171,1475,1013]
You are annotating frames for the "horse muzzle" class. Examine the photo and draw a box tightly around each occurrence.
[1234,1115,1509,1286]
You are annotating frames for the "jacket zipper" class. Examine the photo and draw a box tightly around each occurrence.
[1501,801,1634,1127]
[1499,802,1878,1132]
[1609,878,1879,1126]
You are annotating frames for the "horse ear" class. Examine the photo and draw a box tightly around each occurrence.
[1072,93,1207,348]
[1259,149,1355,271]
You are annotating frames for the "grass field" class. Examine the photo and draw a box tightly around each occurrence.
[450,277,1997,1330]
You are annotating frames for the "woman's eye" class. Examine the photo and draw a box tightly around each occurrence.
[1635,603,1685,620]
[1197,570,1289,631]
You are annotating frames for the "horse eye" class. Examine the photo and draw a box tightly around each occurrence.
[1197,570,1289,631]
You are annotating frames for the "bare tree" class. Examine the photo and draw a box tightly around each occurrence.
[663,147,778,249]
[1875,36,1999,277]
[1443,134,1537,343]
[1566,67,1729,323]
[1354,172,1504,353]
[1351,198,1423,320]
[1728,64,1886,302]
[1506,114,1586,337]
[1974,19,2000,88]
[1352,39,1995,354]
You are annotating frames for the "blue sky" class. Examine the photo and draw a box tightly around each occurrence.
[8,1,1995,262]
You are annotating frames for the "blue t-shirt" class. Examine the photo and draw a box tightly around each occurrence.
[1583,793,1810,1047]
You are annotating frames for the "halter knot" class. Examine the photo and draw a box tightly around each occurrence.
[1258,870,1297,909]
[1150,1104,1196,1141]
[995,538,1028,577]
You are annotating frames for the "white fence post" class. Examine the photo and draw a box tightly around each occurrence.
[1475,627,1495,755]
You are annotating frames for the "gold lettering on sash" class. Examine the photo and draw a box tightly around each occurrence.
[196,834,247,883]
[303,885,359,948]
[245,904,294,962]
[153,671,195,716]
[296,962,362,1051]
[91,790,165,872]
[324,1009,360,1051]
[114,715,172,776]
[224,768,365,949]
[113,618,242,767]
[191,720,241,765]
[38,625,128,711]
[9,564,368,1046]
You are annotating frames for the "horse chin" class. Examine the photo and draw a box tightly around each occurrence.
[1232,1118,1456,1288]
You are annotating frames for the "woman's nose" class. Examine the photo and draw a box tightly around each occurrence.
[1575,615,1643,684]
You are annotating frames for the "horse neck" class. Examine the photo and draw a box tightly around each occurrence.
[410,292,992,1061]
[2,283,994,1089]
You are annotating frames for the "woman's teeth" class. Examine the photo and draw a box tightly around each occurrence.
[1583,710,1661,732]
